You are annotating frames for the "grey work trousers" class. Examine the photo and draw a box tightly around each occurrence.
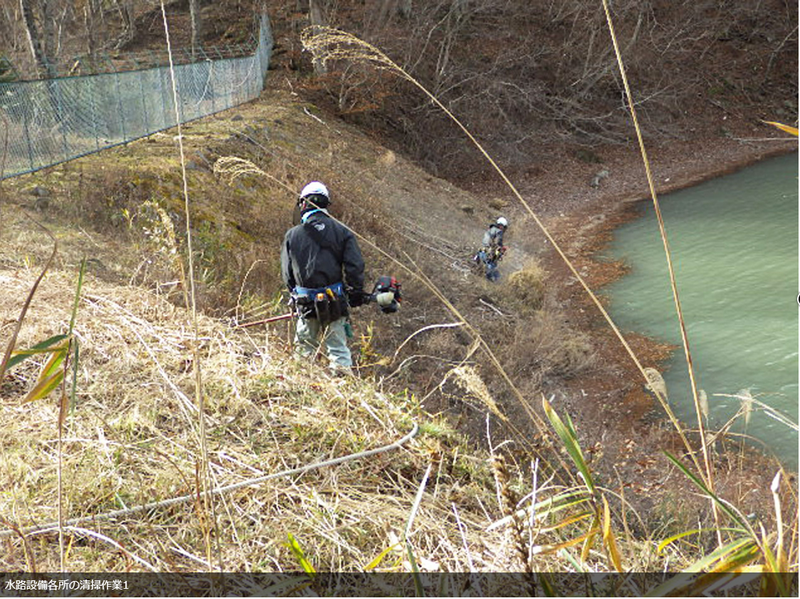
[294,316,352,369]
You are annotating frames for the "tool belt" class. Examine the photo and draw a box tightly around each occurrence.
[484,245,506,264]
[292,282,347,325]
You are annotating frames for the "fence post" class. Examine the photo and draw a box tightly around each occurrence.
[181,49,194,120]
[53,78,70,161]
[112,58,127,142]
[147,51,166,131]
[211,46,226,111]
[157,66,170,130]
[254,36,263,97]
[199,46,215,114]
[88,74,100,151]
[133,56,151,132]
[22,102,35,172]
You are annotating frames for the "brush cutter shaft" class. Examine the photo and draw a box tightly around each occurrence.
[235,312,295,328]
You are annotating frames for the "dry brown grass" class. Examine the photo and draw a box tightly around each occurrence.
[0,266,513,576]
[507,259,547,312]
[502,310,595,382]
[0,257,672,586]
[2,79,789,586]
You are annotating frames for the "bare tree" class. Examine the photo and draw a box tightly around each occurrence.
[42,0,59,67]
[83,0,101,62]
[189,0,203,58]
[16,0,86,77]
[374,0,412,27]
[0,2,23,58]
[114,0,135,48]
[308,0,327,73]
[19,0,50,77]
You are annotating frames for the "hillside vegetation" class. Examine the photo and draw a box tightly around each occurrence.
[1,85,796,592]
[0,0,797,593]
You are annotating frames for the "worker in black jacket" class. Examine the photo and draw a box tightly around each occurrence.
[281,181,367,374]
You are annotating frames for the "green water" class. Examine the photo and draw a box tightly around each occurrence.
[603,153,798,468]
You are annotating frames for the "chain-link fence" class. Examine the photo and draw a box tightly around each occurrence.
[0,15,272,181]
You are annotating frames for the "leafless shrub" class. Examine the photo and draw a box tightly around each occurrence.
[504,310,595,380]
[507,259,547,312]
[297,0,797,176]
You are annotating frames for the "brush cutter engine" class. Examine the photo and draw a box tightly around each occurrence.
[369,276,402,313]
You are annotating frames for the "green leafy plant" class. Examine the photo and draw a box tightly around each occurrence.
[9,334,71,403]
[652,454,795,596]
[542,397,625,572]
[363,542,402,571]
[7,259,85,405]
[286,533,317,577]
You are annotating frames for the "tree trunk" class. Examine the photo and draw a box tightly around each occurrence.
[375,0,394,26]
[19,0,49,78]
[308,0,326,73]
[84,0,101,57]
[124,0,135,44]
[189,0,202,58]
[309,0,324,27]
[115,0,135,47]
[42,0,57,76]
[0,4,17,52]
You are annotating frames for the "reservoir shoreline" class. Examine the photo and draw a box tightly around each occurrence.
[527,135,798,521]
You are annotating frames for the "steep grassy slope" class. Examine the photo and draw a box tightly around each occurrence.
[0,89,529,577]
[0,85,795,589]
[0,257,510,577]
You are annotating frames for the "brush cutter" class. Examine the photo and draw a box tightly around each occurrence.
[233,275,402,329]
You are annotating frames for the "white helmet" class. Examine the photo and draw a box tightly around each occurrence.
[300,181,329,200]
[496,216,508,227]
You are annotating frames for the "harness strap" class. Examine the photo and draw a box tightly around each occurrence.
[293,281,345,299]
[301,208,329,223]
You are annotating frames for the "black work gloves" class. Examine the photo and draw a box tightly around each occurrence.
[348,289,368,308]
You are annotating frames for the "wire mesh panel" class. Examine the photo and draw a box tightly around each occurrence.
[57,76,101,157]
[140,68,169,133]
[0,14,272,180]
